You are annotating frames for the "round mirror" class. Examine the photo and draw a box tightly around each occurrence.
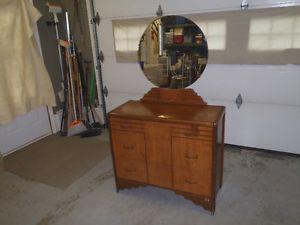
[138,15,208,89]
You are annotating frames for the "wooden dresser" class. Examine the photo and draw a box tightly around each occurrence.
[108,88,225,213]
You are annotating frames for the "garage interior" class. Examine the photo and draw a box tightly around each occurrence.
[0,1,299,225]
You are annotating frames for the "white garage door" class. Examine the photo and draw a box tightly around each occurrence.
[0,107,52,156]
[87,0,300,154]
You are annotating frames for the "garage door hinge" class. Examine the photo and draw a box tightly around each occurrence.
[241,0,249,10]
[98,51,104,62]
[103,86,108,97]
[91,12,100,25]
[235,94,243,109]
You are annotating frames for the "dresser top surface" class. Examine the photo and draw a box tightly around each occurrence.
[109,100,225,125]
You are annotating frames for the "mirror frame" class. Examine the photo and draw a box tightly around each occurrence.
[138,15,208,89]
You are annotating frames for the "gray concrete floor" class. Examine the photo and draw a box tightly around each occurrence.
[0,129,300,225]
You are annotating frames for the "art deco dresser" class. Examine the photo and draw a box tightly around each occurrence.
[108,88,225,213]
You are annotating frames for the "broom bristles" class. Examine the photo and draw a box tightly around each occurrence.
[67,120,86,136]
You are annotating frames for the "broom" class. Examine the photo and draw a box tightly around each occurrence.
[65,11,86,136]
[76,56,102,137]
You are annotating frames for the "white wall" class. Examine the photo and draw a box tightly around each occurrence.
[87,0,300,154]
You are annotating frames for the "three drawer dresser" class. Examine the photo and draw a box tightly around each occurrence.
[108,88,225,213]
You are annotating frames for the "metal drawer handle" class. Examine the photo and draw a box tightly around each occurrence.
[126,168,137,173]
[185,179,198,185]
[184,154,198,159]
[123,145,134,150]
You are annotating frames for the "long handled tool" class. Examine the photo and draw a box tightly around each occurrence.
[46,2,64,82]
[47,3,70,135]
[64,11,86,136]
[78,59,101,137]
[65,12,77,120]
[47,4,98,137]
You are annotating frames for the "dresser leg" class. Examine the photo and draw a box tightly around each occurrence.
[115,178,147,191]
[115,178,121,192]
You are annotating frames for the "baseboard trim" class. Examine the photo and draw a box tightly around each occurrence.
[2,132,52,157]
[225,144,300,158]
[52,109,63,134]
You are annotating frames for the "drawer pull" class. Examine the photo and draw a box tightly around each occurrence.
[184,133,198,137]
[125,168,137,173]
[123,145,134,150]
[184,154,198,159]
[120,125,131,129]
[185,179,198,185]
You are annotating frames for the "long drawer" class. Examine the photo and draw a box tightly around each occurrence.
[171,124,213,141]
[110,117,145,132]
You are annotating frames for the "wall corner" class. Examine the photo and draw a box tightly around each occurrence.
[0,154,4,171]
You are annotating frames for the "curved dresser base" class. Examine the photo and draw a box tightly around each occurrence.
[116,178,216,213]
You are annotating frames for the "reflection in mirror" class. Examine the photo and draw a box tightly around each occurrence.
[138,15,208,89]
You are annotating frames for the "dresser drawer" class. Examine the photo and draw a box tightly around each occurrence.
[116,160,147,183]
[111,130,147,183]
[173,166,212,197]
[110,117,145,132]
[172,137,212,196]
[112,130,146,161]
[171,124,213,141]
[172,137,212,167]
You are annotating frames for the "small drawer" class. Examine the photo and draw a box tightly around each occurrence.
[172,137,212,168]
[110,117,145,132]
[171,124,213,140]
[112,130,146,161]
[173,165,212,197]
[116,161,147,183]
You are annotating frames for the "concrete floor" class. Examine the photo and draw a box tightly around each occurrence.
[0,129,300,225]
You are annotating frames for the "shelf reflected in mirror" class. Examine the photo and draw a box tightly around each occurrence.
[138,15,208,89]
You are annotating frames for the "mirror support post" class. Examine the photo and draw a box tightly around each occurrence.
[156,5,163,17]
[159,23,163,56]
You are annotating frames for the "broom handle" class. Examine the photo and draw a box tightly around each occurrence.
[54,23,64,82]
[73,57,82,119]
[66,11,77,120]
[68,55,77,120]
[72,45,84,121]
